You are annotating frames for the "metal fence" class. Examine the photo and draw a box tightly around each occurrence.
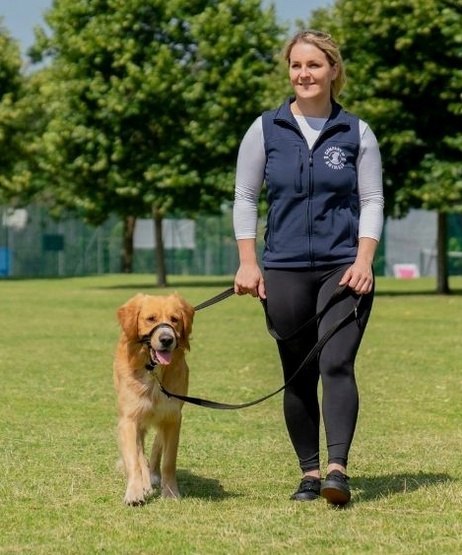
[1,204,461,279]
[0,204,240,278]
[385,210,462,277]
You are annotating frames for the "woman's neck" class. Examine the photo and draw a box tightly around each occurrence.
[291,98,332,118]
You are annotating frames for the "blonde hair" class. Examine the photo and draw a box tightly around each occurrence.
[284,30,346,100]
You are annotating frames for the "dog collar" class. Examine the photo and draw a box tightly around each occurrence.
[145,360,157,372]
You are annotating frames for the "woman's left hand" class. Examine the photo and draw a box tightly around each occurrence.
[340,237,378,294]
[339,261,373,295]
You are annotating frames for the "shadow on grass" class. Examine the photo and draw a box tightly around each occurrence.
[177,469,239,501]
[91,279,462,297]
[352,472,453,503]
[375,289,462,297]
[95,278,234,291]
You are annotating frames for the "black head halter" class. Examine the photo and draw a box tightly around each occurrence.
[138,323,176,372]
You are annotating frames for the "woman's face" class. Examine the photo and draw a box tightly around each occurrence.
[288,41,337,103]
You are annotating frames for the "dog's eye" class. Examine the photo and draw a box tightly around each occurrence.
[146,316,157,323]
[170,316,179,324]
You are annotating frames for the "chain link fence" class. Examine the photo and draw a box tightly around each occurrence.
[1,204,461,279]
[0,204,240,278]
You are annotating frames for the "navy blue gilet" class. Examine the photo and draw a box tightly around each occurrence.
[261,98,360,269]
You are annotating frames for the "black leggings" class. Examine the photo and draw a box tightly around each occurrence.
[264,266,374,472]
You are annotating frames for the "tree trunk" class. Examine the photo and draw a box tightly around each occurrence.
[153,206,167,287]
[121,215,136,273]
[436,211,450,294]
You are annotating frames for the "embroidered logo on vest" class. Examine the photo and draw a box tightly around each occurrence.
[324,146,346,170]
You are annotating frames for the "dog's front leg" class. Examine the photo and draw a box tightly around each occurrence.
[118,417,151,505]
[159,418,182,498]
[149,432,162,488]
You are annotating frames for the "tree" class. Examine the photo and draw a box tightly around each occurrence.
[30,0,284,284]
[309,0,462,293]
[0,24,27,203]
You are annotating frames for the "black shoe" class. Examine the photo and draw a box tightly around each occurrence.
[320,470,351,506]
[290,477,321,501]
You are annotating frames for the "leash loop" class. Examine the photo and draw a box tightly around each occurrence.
[261,284,348,341]
[160,285,363,410]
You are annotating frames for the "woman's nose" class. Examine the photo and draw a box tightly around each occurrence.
[300,66,311,78]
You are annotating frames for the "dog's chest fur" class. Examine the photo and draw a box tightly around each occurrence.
[117,363,184,427]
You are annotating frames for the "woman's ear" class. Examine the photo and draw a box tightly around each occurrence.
[331,62,339,80]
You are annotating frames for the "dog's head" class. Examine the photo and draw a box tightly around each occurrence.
[117,293,195,365]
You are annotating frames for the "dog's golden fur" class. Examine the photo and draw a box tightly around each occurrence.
[113,292,194,505]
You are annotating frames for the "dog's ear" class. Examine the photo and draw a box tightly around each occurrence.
[117,294,145,340]
[176,295,195,350]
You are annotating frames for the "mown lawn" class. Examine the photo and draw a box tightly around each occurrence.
[0,275,461,554]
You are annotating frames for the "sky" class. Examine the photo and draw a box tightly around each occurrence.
[0,0,329,54]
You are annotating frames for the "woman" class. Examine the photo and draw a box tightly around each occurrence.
[233,30,384,505]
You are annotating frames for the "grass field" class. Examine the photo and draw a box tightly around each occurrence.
[0,274,461,554]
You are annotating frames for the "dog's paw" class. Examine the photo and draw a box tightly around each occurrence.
[124,485,147,506]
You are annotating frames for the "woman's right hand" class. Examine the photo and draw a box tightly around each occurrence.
[234,263,266,299]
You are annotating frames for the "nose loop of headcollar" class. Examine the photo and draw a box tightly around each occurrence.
[138,323,176,345]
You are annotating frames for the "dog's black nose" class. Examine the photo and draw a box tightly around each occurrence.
[160,334,174,348]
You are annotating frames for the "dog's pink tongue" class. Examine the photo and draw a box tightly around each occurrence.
[156,350,172,365]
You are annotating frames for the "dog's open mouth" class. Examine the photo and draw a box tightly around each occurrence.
[151,348,173,366]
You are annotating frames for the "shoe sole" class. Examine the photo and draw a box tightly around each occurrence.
[320,483,351,506]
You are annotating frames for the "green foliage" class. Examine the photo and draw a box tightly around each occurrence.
[309,0,462,217]
[0,275,462,553]
[28,0,284,223]
[0,24,27,201]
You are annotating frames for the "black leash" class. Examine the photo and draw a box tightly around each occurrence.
[158,285,362,410]
[193,286,235,311]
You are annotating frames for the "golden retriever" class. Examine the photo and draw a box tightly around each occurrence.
[113,292,194,506]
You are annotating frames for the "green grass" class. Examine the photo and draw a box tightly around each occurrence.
[0,274,461,554]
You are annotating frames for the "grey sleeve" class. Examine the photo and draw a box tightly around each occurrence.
[357,121,384,241]
[233,117,265,240]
